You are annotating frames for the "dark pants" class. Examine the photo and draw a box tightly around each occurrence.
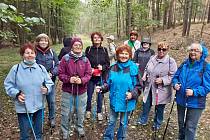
[17,109,43,140]
[86,77,103,113]
[177,104,203,140]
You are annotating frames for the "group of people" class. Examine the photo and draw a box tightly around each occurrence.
[4,31,210,140]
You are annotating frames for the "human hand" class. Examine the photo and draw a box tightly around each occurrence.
[75,77,82,84]
[41,86,48,94]
[155,77,163,85]
[18,92,25,103]
[174,83,181,90]
[141,74,147,81]
[70,76,77,83]
[186,88,193,97]
[48,72,53,78]
[126,92,132,100]
[95,86,101,93]
[97,64,102,70]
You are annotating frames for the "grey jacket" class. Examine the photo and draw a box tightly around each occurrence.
[143,54,177,105]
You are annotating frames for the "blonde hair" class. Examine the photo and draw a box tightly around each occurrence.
[157,42,169,49]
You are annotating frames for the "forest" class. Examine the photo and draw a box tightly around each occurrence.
[1,0,210,140]
[1,0,210,47]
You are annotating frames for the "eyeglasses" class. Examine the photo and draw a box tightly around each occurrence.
[158,48,167,52]
[189,49,200,53]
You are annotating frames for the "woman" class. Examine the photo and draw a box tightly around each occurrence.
[133,37,155,87]
[138,42,177,130]
[59,37,92,139]
[4,43,54,140]
[124,30,141,57]
[85,32,110,121]
[98,45,140,140]
[172,42,210,140]
[35,33,59,127]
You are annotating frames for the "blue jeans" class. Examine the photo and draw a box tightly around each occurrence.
[86,78,103,113]
[177,104,203,140]
[61,92,87,138]
[17,109,43,140]
[103,108,129,140]
[46,84,56,120]
[137,91,165,128]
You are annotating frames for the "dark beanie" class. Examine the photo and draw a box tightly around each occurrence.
[70,37,83,48]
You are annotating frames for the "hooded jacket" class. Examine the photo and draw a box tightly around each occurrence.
[58,53,92,95]
[103,60,140,112]
[172,44,210,109]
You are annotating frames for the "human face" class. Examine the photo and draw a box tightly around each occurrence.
[118,50,130,62]
[93,34,102,45]
[157,47,168,59]
[23,48,36,61]
[189,44,202,61]
[142,43,150,49]
[72,41,83,54]
[130,34,137,41]
[39,38,49,48]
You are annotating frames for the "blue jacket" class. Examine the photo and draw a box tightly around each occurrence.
[172,45,210,109]
[4,62,54,113]
[105,60,140,112]
[36,47,59,82]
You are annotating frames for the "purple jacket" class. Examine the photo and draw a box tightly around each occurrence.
[58,53,92,95]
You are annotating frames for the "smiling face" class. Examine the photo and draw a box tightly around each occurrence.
[142,43,150,49]
[93,34,102,45]
[38,37,49,48]
[23,48,36,61]
[130,34,137,41]
[118,50,130,62]
[189,43,202,61]
[157,42,169,59]
[72,41,83,54]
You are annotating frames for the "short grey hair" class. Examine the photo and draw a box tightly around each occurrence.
[188,43,203,52]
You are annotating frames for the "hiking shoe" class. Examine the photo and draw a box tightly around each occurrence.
[50,119,55,128]
[136,121,147,126]
[152,125,160,131]
[97,113,103,121]
[78,129,85,137]
[86,111,91,119]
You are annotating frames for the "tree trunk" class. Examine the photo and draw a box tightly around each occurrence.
[152,0,156,32]
[163,0,168,30]
[207,1,210,23]
[167,0,175,29]
[156,0,161,28]
[126,0,132,35]
[182,0,190,36]
[186,0,193,36]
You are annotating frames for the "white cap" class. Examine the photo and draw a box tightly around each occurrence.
[106,35,115,40]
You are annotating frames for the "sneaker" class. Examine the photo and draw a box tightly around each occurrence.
[86,111,91,119]
[97,113,103,121]
[49,119,55,128]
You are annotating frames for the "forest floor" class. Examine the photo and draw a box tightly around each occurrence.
[1,23,210,140]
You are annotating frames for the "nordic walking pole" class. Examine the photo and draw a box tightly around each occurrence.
[42,81,46,136]
[23,101,37,140]
[100,76,108,120]
[67,84,74,139]
[162,98,175,140]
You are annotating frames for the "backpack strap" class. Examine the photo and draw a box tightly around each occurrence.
[15,64,20,85]
[49,48,55,69]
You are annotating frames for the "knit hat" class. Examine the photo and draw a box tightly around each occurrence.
[70,37,83,48]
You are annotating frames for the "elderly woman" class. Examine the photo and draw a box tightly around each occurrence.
[4,43,54,140]
[172,42,210,140]
[98,45,140,140]
[137,42,177,130]
[59,37,92,139]
[35,33,59,127]
[85,32,110,121]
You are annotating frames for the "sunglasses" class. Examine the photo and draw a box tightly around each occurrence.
[158,48,167,52]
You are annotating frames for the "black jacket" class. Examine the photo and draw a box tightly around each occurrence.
[85,45,110,80]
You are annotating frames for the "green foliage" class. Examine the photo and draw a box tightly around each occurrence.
[0,30,17,42]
